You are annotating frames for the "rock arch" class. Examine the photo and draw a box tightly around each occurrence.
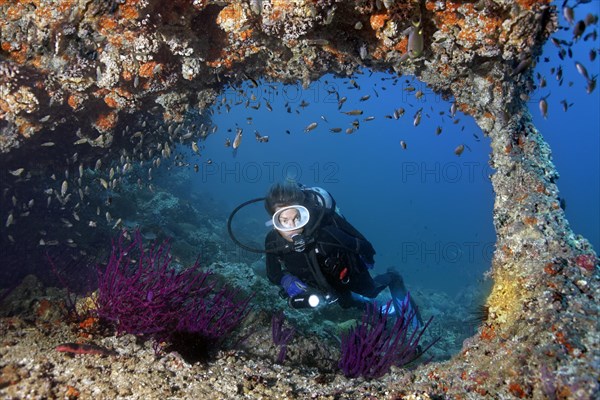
[0,0,597,396]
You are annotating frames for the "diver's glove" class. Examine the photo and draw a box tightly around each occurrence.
[280,274,307,297]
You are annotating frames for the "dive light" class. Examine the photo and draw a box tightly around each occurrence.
[288,290,336,309]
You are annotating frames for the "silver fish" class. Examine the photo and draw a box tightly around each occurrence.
[61,180,68,197]
[563,5,575,25]
[255,131,269,143]
[413,108,423,126]
[9,168,24,177]
[305,122,318,132]
[5,213,14,227]
[575,62,589,80]
[233,128,243,149]
[394,108,405,119]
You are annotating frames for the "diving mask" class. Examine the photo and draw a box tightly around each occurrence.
[271,205,310,232]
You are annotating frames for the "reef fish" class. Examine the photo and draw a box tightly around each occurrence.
[575,61,589,81]
[55,343,117,356]
[304,122,318,132]
[232,128,243,149]
[539,93,551,119]
[454,144,465,156]
[563,3,575,25]
[413,108,423,126]
[400,16,423,61]
[9,168,24,177]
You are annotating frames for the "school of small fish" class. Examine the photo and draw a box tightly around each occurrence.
[1,3,596,255]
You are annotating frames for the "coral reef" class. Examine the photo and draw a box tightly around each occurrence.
[0,0,556,152]
[94,230,252,357]
[0,0,598,397]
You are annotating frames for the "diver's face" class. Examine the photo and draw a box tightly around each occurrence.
[275,207,304,241]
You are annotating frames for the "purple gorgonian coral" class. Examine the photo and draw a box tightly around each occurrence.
[339,296,435,379]
[94,230,252,359]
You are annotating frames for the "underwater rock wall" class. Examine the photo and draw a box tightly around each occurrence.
[1,0,598,397]
[1,0,555,151]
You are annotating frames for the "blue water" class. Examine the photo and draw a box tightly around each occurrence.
[189,1,599,299]
[532,0,600,252]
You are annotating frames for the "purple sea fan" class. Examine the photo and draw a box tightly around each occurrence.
[271,311,296,364]
[94,230,252,353]
[175,284,253,341]
[338,296,435,379]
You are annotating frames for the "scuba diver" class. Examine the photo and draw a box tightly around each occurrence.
[228,181,423,328]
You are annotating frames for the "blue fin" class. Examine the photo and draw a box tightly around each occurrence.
[389,279,422,330]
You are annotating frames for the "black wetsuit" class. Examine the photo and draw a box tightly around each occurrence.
[265,205,391,308]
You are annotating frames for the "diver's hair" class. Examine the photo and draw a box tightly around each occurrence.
[264,181,305,215]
